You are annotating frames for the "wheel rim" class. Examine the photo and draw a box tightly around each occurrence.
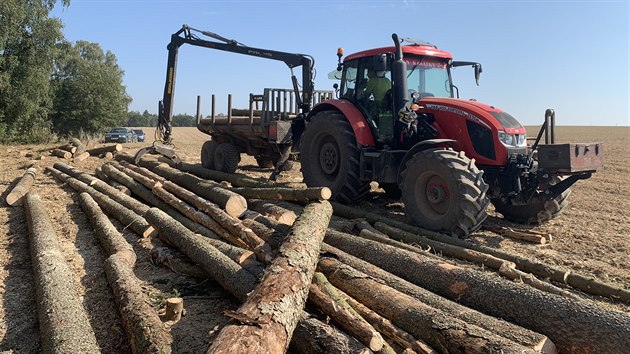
[319,139,339,175]
[416,172,451,216]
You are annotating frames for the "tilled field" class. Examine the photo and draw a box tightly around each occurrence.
[0,126,628,353]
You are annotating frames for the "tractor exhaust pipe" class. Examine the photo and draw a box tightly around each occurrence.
[391,34,409,113]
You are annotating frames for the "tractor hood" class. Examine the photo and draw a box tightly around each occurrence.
[418,97,526,135]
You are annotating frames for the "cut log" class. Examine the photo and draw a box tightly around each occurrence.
[6,167,37,206]
[208,201,333,354]
[231,186,332,202]
[154,181,273,263]
[95,167,131,195]
[484,225,548,244]
[353,219,387,236]
[119,160,166,183]
[324,231,630,353]
[358,229,442,260]
[145,208,257,301]
[165,297,184,323]
[498,263,580,300]
[290,314,371,354]
[73,151,90,163]
[87,144,123,156]
[310,272,385,351]
[51,148,72,159]
[24,193,100,353]
[241,215,289,251]
[47,167,155,238]
[333,202,630,303]
[69,137,86,155]
[77,192,172,353]
[150,246,209,278]
[320,240,554,352]
[248,200,297,225]
[60,144,77,154]
[317,257,535,354]
[373,223,515,270]
[339,290,436,354]
[178,161,271,188]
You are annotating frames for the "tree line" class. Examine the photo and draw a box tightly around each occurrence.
[0,1,178,144]
[126,111,196,128]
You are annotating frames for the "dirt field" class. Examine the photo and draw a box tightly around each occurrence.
[0,126,628,353]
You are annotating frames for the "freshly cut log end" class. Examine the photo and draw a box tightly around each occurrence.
[52,149,72,159]
[73,151,90,162]
[6,167,37,206]
[224,196,248,218]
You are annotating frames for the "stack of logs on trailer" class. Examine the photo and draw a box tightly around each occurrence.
[6,152,630,354]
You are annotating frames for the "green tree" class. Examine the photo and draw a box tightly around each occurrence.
[51,40,131,136]
[0,0,70,143]
[172,113,195,127]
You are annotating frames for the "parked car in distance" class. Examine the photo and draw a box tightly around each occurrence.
[133,129,146,142]
[105,127,135,143]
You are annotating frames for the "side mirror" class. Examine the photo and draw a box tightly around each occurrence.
[474,63,482,86]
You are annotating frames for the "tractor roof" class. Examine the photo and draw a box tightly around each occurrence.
[345,45,453,62]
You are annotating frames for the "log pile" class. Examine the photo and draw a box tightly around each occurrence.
[36,156,630,354]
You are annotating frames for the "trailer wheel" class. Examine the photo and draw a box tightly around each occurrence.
[213,143,241,173]
[255,156,274,168]
[399,148,489,238]
[492,177,571,225]
[201,140,220,169]
[300,111,369,203]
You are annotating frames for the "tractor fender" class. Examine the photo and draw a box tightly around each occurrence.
[307,100,375,146]
[397,139,457,185]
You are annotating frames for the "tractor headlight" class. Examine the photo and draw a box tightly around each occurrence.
[498,130,526,147]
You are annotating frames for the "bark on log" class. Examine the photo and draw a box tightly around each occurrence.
[155,182,273,263]
[165,298,184,323]
[310,272,386,352]
[95,167,131,195]
[290,314,372,354]
[138,162,247,217]
[358,229,441,260]
[248,200,297,225]
[208,201,333,354]
[373,223,515,270]
[339,290,437,354]
[69,137,86,155]
[119,161,166,183]
[231,187,332,202]
[47,167,155,238]
[320,240,554,352]
[484,225,548,244]
[317,257,535,354]
[150,246,209,278]
[240,216,289,252]
[52,148,72,159]
[178,161,271,188]
[145,208,257,301]
[6,167,37,206]
[24,193,100,353]
[73,151,90,162]
[332,202,630,303]
[78,192,172,353]
[60,144,77,154]
[87,144,123,156]
[498,263,580,300]
[324,231,630,353]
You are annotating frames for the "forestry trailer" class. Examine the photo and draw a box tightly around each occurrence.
[142,26,602,237]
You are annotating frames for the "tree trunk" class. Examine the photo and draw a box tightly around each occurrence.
[60,144,77,154]
[317,257,535,354]
[248,200,297,225]
[320,240,554,352]
[339,289,437,354]
[164,298,184,323]
[73,151,90,163]
[24,193,100,354]
[95,167,131,195]
[240,216,289,252]
[69,137,86,155]
[498,264,580,300]
[357,229,441,260]
[52,148,72,159]
[311,272,388,352]
[178,161,271,188]
[290,314,372,354]
[231,187,332,202]
[87,144,123,156]
[119,160,166,183]
[6,167,37,206]
[150,246,209,278]
[47,167,156,238]
[145,208,257,301]
[373,223,515,270]
[483,225,548,244]
[324,231,630,353]
[207,201,333,354]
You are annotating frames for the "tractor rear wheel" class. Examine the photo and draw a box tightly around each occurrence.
[255,156,275,168]
[201,140,220,169]
[399,148,489,238]
[492,177,570,225]
[300,111,369,203]
[213,143,241,173]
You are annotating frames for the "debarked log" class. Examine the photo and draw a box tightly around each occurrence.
[231,186,332,202]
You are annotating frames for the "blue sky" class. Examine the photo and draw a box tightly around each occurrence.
[52,0,629,126]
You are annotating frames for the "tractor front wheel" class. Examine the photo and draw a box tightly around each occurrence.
[492,177,570,225]
[300,111,369,203]
[399,148,489,238]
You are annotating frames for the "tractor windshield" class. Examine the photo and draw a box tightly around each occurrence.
[405,57,452,98]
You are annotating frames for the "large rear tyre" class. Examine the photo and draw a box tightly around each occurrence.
[213,143,241,173]
[492,177,571,225]
[255,156,275,168]
[201,140,220,169]
[400,149,489,238]
[300,111,369,203]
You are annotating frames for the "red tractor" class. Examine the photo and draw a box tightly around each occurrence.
[299,34,601,237]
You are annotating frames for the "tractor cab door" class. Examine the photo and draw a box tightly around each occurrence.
[341,56,395,145]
